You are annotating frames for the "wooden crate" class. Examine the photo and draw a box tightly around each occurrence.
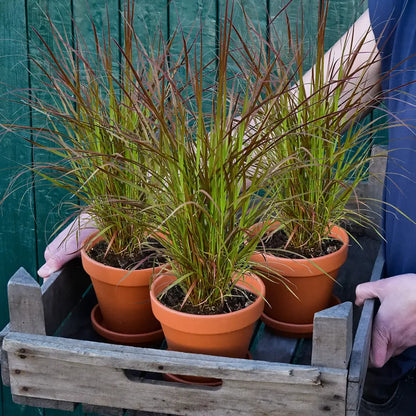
[0,246,384,416]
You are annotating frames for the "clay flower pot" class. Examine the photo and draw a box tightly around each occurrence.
[150,273,265,359]
[81,233,165,345]
[250,223,348,338]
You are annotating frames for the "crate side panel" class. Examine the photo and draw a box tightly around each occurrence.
[4,333,347,416]
[347,247,385,413]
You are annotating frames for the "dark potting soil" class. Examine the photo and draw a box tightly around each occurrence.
[159,284,258,315]
[258,228,343,259]
[88,238,166,270]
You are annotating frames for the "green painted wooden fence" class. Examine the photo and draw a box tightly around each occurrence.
[0,0,367,414]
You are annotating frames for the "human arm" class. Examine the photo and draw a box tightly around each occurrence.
[302,9,382,118]
[355,274,416,368]
[37,213,98,278]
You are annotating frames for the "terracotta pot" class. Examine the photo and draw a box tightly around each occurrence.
[81,233,164,338]
[250,223,348,333]
[150,273,265,359]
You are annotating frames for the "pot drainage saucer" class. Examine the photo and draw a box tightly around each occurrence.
[91,304,164,347]
[261,294,341,339]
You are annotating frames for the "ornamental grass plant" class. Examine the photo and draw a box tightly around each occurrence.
[122,1,292,312]
[2,1,176,267]
[241,1,388,257]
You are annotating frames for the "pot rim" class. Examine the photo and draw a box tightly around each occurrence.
[81,231,166,274]
[150,272,265,334]
[251,222,349,266]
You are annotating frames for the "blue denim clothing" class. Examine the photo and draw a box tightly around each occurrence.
[368,0,416,382]
[369,0,416,277]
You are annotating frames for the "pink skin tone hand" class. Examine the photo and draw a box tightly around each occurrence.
[37,214,98,278]
[355,274,416,368]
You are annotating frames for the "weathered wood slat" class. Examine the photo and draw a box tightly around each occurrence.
[347,145,387,230]
[0,324,10,386]
[2,262,91,406]
[4,332,347,416]
[251,323,298,363]
[312,302,353,369]
[56,283,98,341]
[11,395,75,412]
[41,259,91,335]
[346,246,385,414]
[6,267,83,409]
[4,333,322,384]
[82,403,124,415]
[126,411,174,416]
[8,268,46,335]
[6,261,91,337]
[126,411,175,416]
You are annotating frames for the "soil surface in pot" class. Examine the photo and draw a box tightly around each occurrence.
[160,285,257,315]
[88,238,166,270]
[257,229,343,259]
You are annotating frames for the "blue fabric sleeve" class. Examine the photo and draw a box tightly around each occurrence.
[368,0,416,277]
[367,0,416,378]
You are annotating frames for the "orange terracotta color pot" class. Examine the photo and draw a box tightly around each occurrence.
[150,273,265,359]
[250,223,349,327]
[81,233,164,335]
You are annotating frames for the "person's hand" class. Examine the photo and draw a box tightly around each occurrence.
[37,213,98,278]
[355,273,416,368]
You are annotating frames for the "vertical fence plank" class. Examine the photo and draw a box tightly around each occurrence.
[0,0,46,413]
[27,0,76,274]
[131,0,168,43]
[222,0,268,87]
[269,0,319,72]
[169,0,217,116]
[0,0,37,329]
[169,0,217,61]
[325,0,367,50]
